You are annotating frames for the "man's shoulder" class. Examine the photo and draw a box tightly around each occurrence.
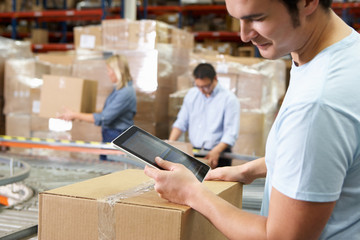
[184,87,200,99]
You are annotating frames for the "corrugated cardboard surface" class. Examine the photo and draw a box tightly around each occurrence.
[74,25,102,50]
[39,169,242,240]
[39,75,97,118]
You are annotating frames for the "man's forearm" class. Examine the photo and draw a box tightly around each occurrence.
[212,142,229,154]
[169,127,182,141]
[244,157,267,180]
[189,181,267,240]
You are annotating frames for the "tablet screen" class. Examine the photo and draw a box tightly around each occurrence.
[112,126,210,182]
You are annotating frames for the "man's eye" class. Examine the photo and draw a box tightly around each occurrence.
[253,17,265,22]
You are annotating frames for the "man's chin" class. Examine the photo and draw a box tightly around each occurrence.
[258,49,284,60]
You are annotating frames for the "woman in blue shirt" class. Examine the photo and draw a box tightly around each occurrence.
[59,54,137,159]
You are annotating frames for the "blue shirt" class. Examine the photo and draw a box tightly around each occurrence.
[262,30,360,239]
[93,81,136,131]
[173,83,240,149]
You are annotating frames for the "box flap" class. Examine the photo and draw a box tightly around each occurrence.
[45,169,150,199]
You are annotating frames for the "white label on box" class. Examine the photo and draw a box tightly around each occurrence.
[32,100,40,113]
[80,34,96,49]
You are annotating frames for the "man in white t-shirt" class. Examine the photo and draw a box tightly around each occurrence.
[144,0,360,239]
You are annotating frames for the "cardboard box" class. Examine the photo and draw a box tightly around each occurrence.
[72,58,114,112]
[3,58,50,115]
[74,25,102,50]
[31,28,49,44]
[5,113,31,138]
[70,121,102,142]
[36,53,75,66]
[102,19,157,51]
[39,75,97,118]
[39,169,242,240]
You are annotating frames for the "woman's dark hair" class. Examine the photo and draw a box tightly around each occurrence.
[281,0,333,27]
[193,63,216,80]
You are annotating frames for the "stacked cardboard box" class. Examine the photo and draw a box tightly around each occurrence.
[3,58,48,137]
[100,19,194,139]
[3,52,79,139]
[73,25,103,51]
[39,75,98,118]
[31,28,49,44]
[39,19,193,141]
[0,37,32,135]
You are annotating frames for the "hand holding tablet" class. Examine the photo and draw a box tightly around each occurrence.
[112,125,210,182]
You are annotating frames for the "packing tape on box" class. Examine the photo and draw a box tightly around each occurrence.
[97,180,155,239]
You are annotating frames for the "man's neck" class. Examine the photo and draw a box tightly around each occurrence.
[291,10,351,66]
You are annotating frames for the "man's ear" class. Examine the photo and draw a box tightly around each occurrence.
[301,0,319,16]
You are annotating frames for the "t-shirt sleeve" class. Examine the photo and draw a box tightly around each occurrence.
[272,102,355,202]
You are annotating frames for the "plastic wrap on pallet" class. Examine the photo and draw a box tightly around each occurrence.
[0,38,33,102]
[35,53,74,76]
[102,19,157,51]
[234,104,278,156]
[100,19,194,138]
[0,37,32,58]
[70,20,193,139]
[3,58,46,115]
[3,54,80,144]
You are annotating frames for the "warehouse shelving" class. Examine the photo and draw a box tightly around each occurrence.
[137,2,243,43]
[1,1,360,52]
[31,43,75,52]
[139,2,360,42]
[0,0,120,52]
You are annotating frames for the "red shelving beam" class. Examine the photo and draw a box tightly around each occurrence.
[194,31,241,41]
[0,9,103,19]
[32,43,74,52]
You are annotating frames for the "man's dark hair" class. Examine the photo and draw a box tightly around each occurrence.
[281,0,333,27]
[193,63,216,80]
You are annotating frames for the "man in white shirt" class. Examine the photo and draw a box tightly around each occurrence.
[169,63,240,168]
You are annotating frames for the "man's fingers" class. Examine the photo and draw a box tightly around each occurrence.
[144,165,159,179]
[204,168,224,181]
[155,157,177,170]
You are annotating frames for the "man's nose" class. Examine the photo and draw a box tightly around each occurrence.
[240,20,257,43]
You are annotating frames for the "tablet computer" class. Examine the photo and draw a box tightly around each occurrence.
[111,125,210,182]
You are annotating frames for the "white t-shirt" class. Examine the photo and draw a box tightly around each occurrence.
[262,30,360,239]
